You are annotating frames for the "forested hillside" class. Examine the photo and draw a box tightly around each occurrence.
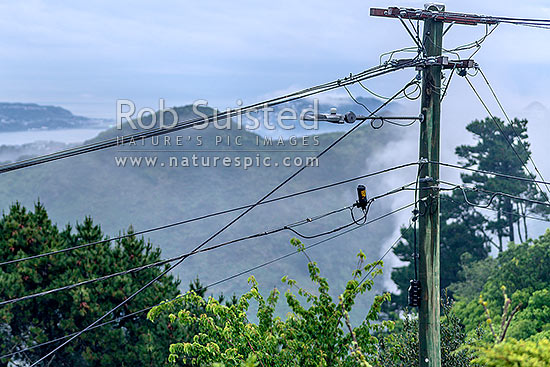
[0,102,414,314]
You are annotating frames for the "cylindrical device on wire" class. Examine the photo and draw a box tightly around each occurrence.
[356,185,368,210]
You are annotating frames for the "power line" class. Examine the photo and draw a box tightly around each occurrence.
[371,7,550,29]
[357,79,420,101]
[437,180,550,209]
[6,157,547,303]
[447,23,499,58]
[0,61,421,176]
[1,183,413,307]
[29,79,418,366]
[344,84,420,128]
[0,204,358,307]
[464,75,550,205]
[440,194,550,224]
[415,179,550,221]
[0,162,418,267]
[477,68,550,200]
[439,67,455,102]
[1,201,415,361]
[302,217,417,347]
[431,161,550,187]
[356,222,413,292]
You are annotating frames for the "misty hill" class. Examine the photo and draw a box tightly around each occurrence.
[0,141,72,164]
[0,102,417,319]
[0,102,110,131]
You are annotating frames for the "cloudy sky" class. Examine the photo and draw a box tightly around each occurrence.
[1,0,548,115]
[2,1,549,204]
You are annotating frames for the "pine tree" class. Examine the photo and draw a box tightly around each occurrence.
[386,116,548,313]
[456,117,549,250]
[0,202,185,366]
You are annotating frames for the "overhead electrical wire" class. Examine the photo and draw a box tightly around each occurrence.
[8,8,550,363]
[421,21,498,64]
[432,161,550,187]
[384,8,550,29]
[491,18,550,29]
[0,60,421,176]
[424,21,490,102]
[5,158,549,269]
[356,221,414,293]
[358,79,421,101]
[440,193,550,224]
[0,204,357,307]
[0,162,419,267]
[411,180,550,223]
[477,67,550,200]
[303,217,418,345]
[0,183,413,307]
[29,78,419,366]
[398,15,424,50]
[466,24,499,59]
[449,23,499,57]
[437,180,550,209]
[440,67,456,102]
[379,46,417,66]
[343,84,419,128]
[0,201,416,360]
[464,75,550,204]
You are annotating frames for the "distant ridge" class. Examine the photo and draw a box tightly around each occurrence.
[0,102,110,132]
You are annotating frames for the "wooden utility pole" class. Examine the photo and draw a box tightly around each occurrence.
[370,4,494,366]
[417,4,443,367]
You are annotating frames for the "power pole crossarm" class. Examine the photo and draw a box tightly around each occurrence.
[370,6,499,25]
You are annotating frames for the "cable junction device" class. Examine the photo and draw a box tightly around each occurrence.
[355,185,369,210]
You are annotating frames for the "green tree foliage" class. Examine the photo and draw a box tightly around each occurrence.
[448,254,497,302]
[453,230,550,338]
[473,338,550,367]
[388,115,546,313]
[455,117,549,250]
[376,298,479,367]
[506,289,550,340]
[463,283,550,367]
[0,202,182,366]
[148,240,392,367]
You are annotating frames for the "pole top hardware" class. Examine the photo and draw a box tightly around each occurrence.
[370,6,500,26]
[414,57,477,70]
[424,3,445,12]
[302,109,354,124]
[380,57,477,71]
[302,110,423,124]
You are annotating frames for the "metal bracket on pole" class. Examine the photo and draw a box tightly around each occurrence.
[370,6,500,25]
[414,57,478,70]
[379,57,478,71]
